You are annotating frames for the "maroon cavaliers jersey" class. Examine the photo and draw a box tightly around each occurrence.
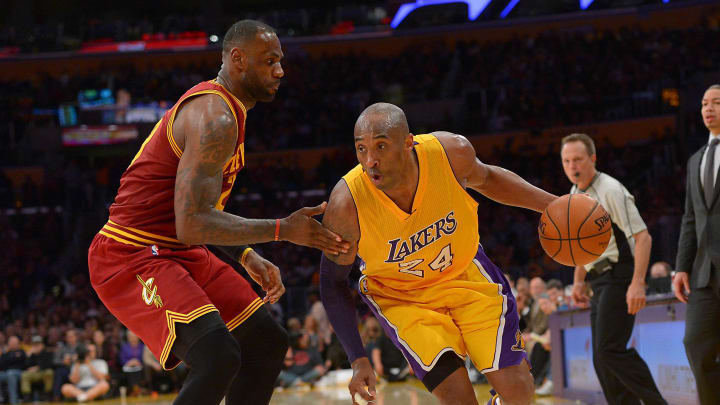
[99,80,246,248]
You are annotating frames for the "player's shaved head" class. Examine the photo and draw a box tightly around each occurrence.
[222,20,276,53]
[355,102,409,140]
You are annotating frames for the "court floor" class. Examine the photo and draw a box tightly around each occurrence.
[42,382,583,405]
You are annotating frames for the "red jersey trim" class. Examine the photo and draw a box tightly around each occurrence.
[160,304,219,370]
[100,221,187,248]
[129,120,163,168]
[209,79,248,117]
[166,88,241,159]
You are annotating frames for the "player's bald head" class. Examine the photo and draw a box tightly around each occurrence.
[354,102,409,140]
[222,19,276,54]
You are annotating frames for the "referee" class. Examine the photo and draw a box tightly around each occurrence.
[560,133,667,405]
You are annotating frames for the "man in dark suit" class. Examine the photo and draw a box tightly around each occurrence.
[675,84,720,405]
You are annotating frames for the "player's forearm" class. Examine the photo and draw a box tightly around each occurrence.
[176,210,277,246]
[574,266,587,284]
[475,165,557,213]
[319,255,367,363]
[632,230,652,285]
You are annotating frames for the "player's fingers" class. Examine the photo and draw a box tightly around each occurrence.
[317,223,344,244]
[356,386,374,402]
[315,234,346,253]
[366,374,377,398]
[682,278,691,295]
[266,284,284,300]
[300,201,327,217]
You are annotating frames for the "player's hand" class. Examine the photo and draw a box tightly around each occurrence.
[243,250,285,304]
[349,357,376,405]
[626,281,646,315]
[571,282,590,308]
[672,271,690,303]
[280,202,350,256]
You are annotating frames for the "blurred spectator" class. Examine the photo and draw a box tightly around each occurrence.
[307,290,332,350]
[52,328,78,400]
[546,279,568,311]
[524,278,551,391]
[361,317,382,362]
[647,261,672,295]
[277,332,327,388]
[286,317,302,334]
[143,344,186,394]
[303,315,323,353]
[20,335,54,402]
[524,277,549,346]
[516,290,533,332]
[61,343,109,402]
[93,330,119,376]
[324,326,350,371]
[370,328,410,382]
[119,330,144,395]
[0,336,27,404]
[515,277,530,296]
[534,294,558,396]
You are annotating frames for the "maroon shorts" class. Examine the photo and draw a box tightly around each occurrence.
[88,234,262,370]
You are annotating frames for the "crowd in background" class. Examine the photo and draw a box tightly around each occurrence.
[4,19,720,166]
[0,6,715,404]
[1,0,696,54]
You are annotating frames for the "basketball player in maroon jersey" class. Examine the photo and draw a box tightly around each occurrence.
[88,20,349,405]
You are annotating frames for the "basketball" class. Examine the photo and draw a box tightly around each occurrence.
[538,194,612,266]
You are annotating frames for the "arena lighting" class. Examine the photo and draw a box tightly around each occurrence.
[390,0,492,28]
[500,0,520,18]
[580,0,594,10]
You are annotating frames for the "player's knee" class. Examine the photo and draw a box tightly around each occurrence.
[186,328,242,381]
[496,368,534,405]
[513,370,535,404]
[264,319,289,361]
[238,308,288,363]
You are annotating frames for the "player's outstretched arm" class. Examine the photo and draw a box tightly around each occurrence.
[318,180,375,403]
[173,95,348,255]
[434,131,557,213]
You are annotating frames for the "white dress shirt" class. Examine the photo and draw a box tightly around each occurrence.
[699,133,720,188]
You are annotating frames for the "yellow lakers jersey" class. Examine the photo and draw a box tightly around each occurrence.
[344,134,479,290]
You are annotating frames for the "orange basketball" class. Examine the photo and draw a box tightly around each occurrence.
[538,194,612,267]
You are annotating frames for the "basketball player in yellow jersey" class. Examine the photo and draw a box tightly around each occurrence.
[319,103,557,405]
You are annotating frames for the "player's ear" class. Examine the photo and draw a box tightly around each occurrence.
[405,133,414,149]
[590,153,597,165]
[230,48,248,71]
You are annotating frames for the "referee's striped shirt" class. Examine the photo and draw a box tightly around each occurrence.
[570,171,647,272]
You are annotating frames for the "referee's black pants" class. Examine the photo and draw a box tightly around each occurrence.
[589,269,667,405]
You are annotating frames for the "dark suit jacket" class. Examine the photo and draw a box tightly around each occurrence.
[676,145,720,289]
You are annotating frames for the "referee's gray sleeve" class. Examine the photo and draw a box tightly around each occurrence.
[603,185,646,238]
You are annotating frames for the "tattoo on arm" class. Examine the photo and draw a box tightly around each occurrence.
[174,97,275,245]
